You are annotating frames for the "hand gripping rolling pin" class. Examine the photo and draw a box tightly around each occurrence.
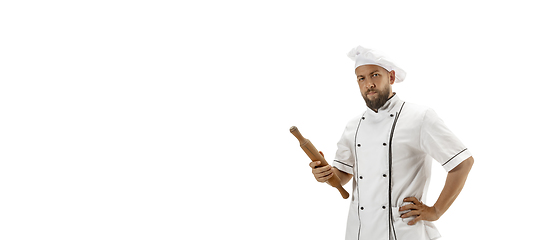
[290,126,349,199]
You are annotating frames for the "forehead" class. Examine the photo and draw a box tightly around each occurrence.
[354,64,387,76]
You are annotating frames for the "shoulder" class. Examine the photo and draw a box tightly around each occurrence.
[401,101,430,115]
[400,102,438,124]
[341,112,365,132]
[347,112,365,125]
[402,103,444,131]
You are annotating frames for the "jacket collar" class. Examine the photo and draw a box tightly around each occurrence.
[365,93,403,117]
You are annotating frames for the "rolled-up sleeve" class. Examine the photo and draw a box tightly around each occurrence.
[420,109,472,172]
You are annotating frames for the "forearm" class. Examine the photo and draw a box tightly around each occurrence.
[331,167,353,186]
[433,156,474,217]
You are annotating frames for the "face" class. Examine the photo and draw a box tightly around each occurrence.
[355,65,396,111]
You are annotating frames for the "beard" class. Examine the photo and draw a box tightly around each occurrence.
[361,85,392,111]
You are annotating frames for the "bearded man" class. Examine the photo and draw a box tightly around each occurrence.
[309,46,474,240]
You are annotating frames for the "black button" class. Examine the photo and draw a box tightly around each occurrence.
[383,143,387,146]
[357,144,361,147]
[360,207,364,210]
[390,114,394,117]
[362,117,365,120]
[359,176,363,179]
[382,206,386,209]
[383,174,387,177]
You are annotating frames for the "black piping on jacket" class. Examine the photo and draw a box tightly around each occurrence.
[387,102,406,240]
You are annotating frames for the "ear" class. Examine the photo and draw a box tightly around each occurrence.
[389,70,396,85]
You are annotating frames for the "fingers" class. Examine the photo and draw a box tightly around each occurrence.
[308,152,325,169]
[398,197,436,225]
[403,197,420,205]
[313,166,332,178]
[308,156,332,183]
[400,197,421,210]
[316,171,334,182]
[400,210,420,219]
[408,215,422,225]
[309,161,321,169]
[399,203,419,211]
[309,163,333,183]
[312,164,331,174]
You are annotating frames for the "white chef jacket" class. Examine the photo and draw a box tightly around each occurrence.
[332,94,471,240]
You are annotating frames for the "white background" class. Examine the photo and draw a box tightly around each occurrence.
[1,0,536,239]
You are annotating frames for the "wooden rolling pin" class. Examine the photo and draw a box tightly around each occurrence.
[290,126,349,199]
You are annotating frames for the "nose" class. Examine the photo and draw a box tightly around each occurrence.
[365,79,376,89]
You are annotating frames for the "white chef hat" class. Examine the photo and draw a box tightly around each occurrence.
[347,45,406,83]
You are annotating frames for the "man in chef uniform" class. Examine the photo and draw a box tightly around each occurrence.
[310,45,474,240]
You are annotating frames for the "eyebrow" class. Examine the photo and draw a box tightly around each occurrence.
[357,70,380,78]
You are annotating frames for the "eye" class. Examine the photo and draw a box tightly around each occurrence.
[357,77,364,82]
[372,73,379,78]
